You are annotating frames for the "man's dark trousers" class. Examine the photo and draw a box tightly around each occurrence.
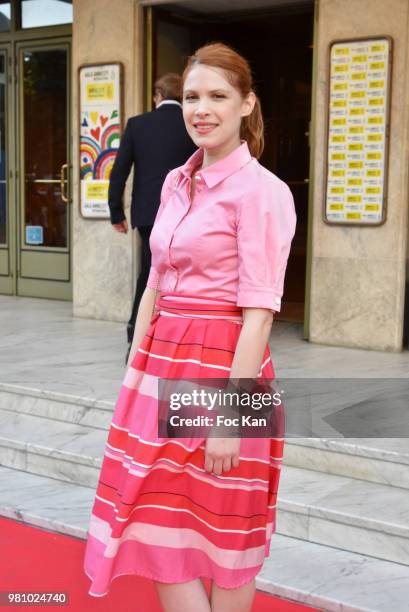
[127,225,152,344]
[107,102,197,349]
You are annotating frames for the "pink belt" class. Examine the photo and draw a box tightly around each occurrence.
[154,292,243,322]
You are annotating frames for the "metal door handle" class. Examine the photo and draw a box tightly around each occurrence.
[29,179,60,183]
[60,163,71,203]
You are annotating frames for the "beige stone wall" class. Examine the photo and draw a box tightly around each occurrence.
[310,0,409,351]
[72,0,144,322]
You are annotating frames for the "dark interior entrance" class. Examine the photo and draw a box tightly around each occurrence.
[150,3,314,323]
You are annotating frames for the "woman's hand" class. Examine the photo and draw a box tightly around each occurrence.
[125,287,157,370]
[112,220,128,234]
[204,437,240,475]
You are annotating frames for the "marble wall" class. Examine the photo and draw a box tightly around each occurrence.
[72,0,144,322]
[310,0,409,351]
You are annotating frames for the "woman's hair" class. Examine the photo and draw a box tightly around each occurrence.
[182,42,264,159]
[154,73,183,102]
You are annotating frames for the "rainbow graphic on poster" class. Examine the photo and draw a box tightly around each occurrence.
[79,64,122,218]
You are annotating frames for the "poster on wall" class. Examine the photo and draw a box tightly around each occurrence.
[324,37,392,225]
[79,63,123,218]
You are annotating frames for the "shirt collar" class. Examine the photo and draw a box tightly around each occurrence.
[156,99,182,109]
[178,140,252,189]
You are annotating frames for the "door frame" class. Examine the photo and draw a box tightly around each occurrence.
[0,35,72,299]
[0,43,14,296]
[15,37,72,300]
[144,2,316,335]
[0,9,72,299]
[302,0,319,341]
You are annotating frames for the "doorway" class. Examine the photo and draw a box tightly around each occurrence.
[0,38,72,300]
[147,2,313,323]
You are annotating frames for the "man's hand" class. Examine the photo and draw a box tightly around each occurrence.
[113,220,128,234]
[204,437,240,475]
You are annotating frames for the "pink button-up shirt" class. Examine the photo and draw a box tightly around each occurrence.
[146,141,296,313]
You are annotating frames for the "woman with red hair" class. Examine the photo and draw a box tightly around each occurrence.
[84,42,297,612]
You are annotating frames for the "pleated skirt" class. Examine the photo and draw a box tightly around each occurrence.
[84,292,284,597]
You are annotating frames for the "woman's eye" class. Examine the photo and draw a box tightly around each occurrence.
[184,94,225,100]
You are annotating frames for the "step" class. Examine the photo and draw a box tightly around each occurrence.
[0,382,114,429]
[0,466,94,540]
[284,437,409,489]
[277,464,409,566]
[2,406,409,566]
[1,465,408,612]
[0,407,106,487]
[4,384,409,492]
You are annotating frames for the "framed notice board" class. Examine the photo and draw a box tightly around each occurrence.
[324,37,393,226]
[78,62,124,219]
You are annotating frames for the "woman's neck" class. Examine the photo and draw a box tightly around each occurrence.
[200,136,242,170]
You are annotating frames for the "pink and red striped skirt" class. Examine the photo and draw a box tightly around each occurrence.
[84,292,284,597]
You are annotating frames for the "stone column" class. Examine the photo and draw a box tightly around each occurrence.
[309,0,409,351]
[71,0,144,322]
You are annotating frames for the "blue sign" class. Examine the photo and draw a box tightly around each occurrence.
[26,225,44,245]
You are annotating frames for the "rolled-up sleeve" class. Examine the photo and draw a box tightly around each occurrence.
[146,169,177,289]
[236,179,297,312]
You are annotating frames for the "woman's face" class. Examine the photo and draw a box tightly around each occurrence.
[182,64,255,151]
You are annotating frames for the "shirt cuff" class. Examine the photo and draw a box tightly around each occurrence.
[146,266,160,289]
[237,286,282,312]
[109,207,126,225]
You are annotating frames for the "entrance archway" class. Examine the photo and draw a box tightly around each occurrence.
[144,0,314,322]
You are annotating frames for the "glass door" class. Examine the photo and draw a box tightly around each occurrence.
[16,40,72,299]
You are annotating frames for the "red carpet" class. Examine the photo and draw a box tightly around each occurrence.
[0,516,318,611]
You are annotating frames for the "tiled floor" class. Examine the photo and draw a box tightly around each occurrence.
[0,295,408,404]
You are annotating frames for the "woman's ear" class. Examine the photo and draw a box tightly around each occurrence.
[241,91,257,118]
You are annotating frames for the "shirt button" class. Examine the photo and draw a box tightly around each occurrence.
[194,174,202,181]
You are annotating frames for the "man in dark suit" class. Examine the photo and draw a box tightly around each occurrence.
[108,73,197,361]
